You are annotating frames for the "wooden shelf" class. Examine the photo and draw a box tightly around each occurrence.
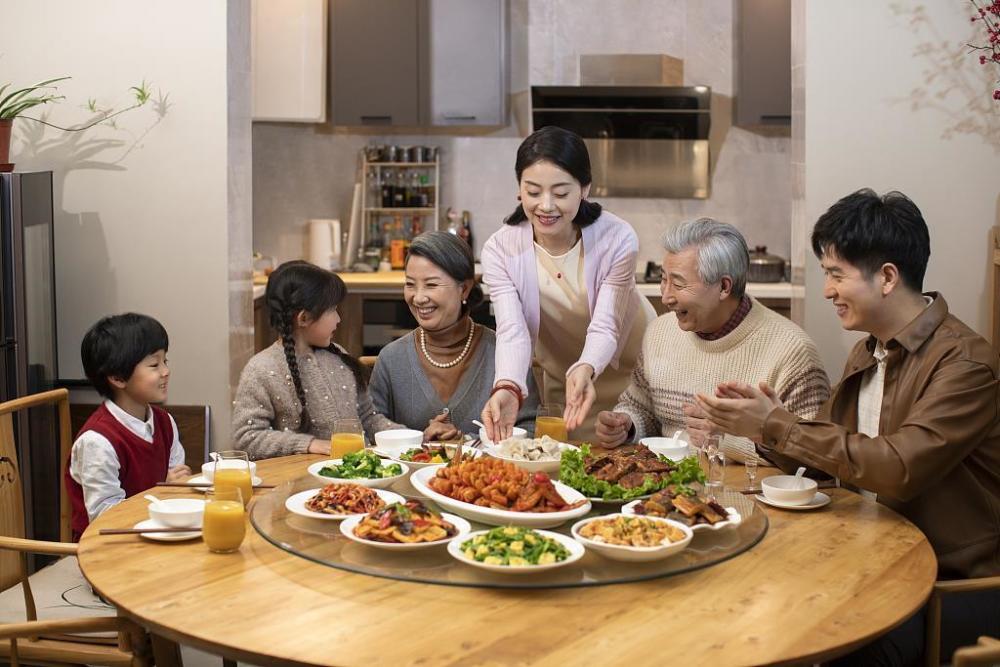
[364,207,436,213]
[367,162,437,167]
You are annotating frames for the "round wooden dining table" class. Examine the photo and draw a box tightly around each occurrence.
[78,454,937,667]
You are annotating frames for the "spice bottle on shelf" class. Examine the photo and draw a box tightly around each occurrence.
[459,210,473,250]
[380,169,393,208]
[390,215,407,269]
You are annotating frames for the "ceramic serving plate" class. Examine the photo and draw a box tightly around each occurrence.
[339,512,472,551]
[306,459,409,489]
[284,487,405,521]
[446,529,584,574]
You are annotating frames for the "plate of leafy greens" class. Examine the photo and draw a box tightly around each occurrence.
[559,443,706,502]
[307,451,408,489]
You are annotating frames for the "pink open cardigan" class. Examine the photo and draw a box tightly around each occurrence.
[481,210,641,395]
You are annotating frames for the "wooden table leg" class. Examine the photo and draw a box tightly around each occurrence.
[150,633,183,667]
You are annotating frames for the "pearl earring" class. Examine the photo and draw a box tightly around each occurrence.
[462,299,468,304]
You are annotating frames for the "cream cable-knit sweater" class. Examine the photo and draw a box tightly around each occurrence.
[614,299,830,462]
[232,342,400,459]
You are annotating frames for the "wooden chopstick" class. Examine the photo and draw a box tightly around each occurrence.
[155,482,275,489]
[100,527,200,535]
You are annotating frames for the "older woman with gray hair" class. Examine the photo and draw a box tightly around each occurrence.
[596,218,830,462]
[370,231,539,440]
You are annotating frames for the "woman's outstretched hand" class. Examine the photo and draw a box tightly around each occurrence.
[482,388,519,442]
[564,364,596,433]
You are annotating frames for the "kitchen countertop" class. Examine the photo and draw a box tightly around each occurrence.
[252,267,801,300]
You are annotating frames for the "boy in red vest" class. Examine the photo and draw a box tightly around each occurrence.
[66,313,191,539]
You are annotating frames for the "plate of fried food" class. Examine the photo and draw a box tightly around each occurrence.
[622,488,742,531]
[409,459,591,529]
[285,484,405,521]
[570,513,693,562]
[339,499,471,551]
[448,525,584,574]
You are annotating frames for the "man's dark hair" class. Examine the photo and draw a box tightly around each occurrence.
[81,313,169,398]
[811,188,930,292]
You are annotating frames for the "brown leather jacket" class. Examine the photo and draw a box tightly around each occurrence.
[760,294,1000,579]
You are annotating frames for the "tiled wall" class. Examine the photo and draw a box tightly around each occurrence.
[253,0,791,269]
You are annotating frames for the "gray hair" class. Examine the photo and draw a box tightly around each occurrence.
[405,231,484,313]
[661,218,749,299]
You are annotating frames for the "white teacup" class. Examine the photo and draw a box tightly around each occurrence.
[201,459,257,483]
[761,474,818,506]
[148,498,205,528]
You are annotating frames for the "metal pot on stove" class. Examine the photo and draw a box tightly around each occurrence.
[747,246,786,283]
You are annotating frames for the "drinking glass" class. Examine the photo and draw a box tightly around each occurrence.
[695,433,721,479]
[534,404,569,442]
[203,487,246,553]
[212,450,253,508]
[706,449,726,501]
[744,453,760,492]
[330,418,366,458]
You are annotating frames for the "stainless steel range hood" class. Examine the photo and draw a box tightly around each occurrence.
[531,85,711,199]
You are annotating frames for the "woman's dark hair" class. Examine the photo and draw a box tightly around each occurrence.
[81,313,169,398]
[265,261,365,430]
[811,188,931,292]
[504,125,602,227]
[405,231,484,316]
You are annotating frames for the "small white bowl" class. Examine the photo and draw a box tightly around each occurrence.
[479,426,527,447]
[639,436,690,461]
[307,458,409,489]
[570,513,693,562]
[148,498,205,528]
[373,429,424,456]
[761,474,818,506]
[201,459,257,483]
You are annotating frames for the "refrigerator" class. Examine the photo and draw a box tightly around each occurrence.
[0,171,60,544]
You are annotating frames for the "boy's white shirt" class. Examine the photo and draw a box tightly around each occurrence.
[69,399,185,521]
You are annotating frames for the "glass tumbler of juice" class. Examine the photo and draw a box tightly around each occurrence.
[534,404,569,442]
[212,450,253,507]
[203,487,246,553]
[330,418,365,458]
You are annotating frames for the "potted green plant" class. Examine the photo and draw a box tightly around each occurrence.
[0,77,151,171]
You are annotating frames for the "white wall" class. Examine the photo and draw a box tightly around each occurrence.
[0,0,252,448]
[801,0,1000,374]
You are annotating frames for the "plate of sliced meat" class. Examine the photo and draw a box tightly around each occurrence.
[560,444,702,502]
[621,488,742,531]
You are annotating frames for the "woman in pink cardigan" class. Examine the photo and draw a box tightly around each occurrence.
[481,126,655,443]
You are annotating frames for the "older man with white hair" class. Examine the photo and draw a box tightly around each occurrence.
[596,218,830,462]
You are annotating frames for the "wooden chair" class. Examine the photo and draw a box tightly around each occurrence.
[925,576,1000,666]
[0,388,150,666]
[953,636,1000,667]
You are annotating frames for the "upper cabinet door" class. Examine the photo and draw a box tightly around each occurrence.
[252,0,327,122]
[735,0,791,127]
[425,0,507,127]
[330,0,420,126]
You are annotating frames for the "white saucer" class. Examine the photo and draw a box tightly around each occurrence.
[187,474,263,491]
[754,491,831,510]
[133,519,201,541]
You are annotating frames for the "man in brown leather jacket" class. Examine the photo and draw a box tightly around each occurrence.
[697,189,1000,665]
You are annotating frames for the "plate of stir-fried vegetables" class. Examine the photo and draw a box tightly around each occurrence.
[340,499,471,550]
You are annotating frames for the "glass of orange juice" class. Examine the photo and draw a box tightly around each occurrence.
[212,450,253,508]
[203,487,246,553]
[535,403,569,442]
[330,418,366,458]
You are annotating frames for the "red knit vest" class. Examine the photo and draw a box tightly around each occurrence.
[65,403,174,540]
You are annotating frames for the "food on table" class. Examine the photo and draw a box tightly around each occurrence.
[459,526,570,566]
[353,500,457,543]
[560,444,705,500]
[498,435,563,462]
[319,450,403,479]
[632,488,733,526]
[578,515,686,548]
[428,458,587,512]
[304,483,386,515]
[399,444,454,464]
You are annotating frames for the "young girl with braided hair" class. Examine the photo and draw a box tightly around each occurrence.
[232,261,401,458]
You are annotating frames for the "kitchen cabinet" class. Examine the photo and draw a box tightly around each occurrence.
[251,0,327,122]
[329,0,508,127]
[734,0,791,127]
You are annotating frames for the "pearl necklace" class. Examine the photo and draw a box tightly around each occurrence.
[419,320,476,369]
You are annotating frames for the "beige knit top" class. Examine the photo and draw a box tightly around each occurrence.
[614,299,830,462]
[232,342,400,459]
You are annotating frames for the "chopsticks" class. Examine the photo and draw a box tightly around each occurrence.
[100,527,199,535]
[155,482,275,489]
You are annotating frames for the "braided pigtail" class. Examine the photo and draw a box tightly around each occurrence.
[279,314,311,431]
[325,343,366,391]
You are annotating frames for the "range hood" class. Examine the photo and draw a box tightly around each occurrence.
[531,85,711,199]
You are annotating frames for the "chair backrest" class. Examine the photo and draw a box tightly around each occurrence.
[991,226,999,355]
[0,388,72,592]
[954,636,1000,666]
